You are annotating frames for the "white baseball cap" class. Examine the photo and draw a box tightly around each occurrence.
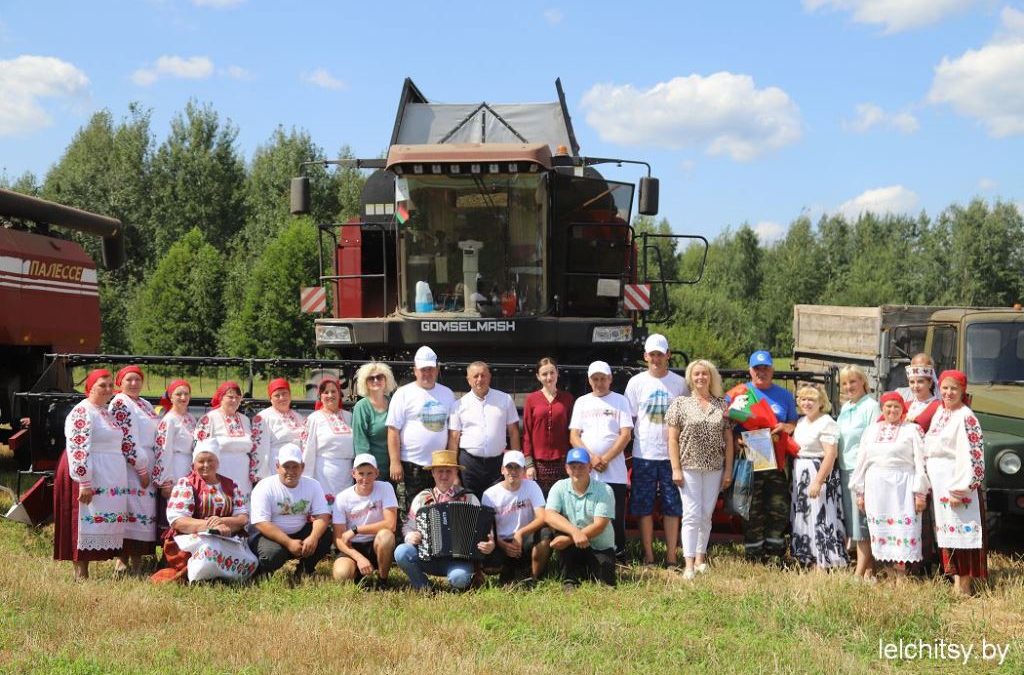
[414,345,438,369]
[644,333,669,355]
[353,453,378,469]
[502,450,527,468]
[277,443,303,466]
[193,437,220,461]
[588,360,612,377]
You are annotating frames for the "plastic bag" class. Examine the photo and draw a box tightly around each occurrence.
[726,455,754,521]
[173,533,258,583]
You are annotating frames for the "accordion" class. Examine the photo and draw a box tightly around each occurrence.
[415,502,495,561]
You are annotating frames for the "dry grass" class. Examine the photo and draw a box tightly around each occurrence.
[1,514,1021,674]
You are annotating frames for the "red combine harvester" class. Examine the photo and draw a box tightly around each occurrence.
[0,188,124,522]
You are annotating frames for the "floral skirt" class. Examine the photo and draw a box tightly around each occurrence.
[864,466,922,562]
[790,457,849,568]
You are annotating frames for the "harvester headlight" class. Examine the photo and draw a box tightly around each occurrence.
[997,451,1022,475]
[592,325,633,343]
[316,325,353,345]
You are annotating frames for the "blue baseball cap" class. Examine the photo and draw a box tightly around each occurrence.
[749,350,774,368]
[566,448,591,464]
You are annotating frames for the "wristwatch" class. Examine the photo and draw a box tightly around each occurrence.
[350,525,358,535]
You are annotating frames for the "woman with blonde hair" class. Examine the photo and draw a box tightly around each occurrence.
[667,359,734,579]
[351,362,397,479]
[791,385,848,569]
[836,364,879,578]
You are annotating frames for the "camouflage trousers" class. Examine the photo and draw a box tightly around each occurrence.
[743,468,791,559]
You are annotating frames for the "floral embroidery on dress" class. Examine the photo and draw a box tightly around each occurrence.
[225,413,246,438]
[874,423,899,444]
[962,415,985,490]
[196,415,211,441]
[325,411,352,435]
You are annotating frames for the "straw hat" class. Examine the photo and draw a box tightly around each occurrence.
[425,449,463,470]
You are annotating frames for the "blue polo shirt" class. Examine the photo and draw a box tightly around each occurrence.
[750,382,798,424]
[545,476,615,551]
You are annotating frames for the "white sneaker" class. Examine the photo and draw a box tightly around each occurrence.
[682,568,696,581]
[695,563,709,574]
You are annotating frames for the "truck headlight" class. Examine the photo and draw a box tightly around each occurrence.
[997,451,1022,475]
[316,325,353,344]
[592,325,633,343]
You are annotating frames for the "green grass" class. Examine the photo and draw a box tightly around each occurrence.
[1,487,1021,674]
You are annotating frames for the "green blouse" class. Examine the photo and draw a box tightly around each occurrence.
[352,396,391,476]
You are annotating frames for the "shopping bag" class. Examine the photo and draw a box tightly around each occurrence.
[726,455,754,520]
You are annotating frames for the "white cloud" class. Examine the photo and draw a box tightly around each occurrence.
[0,55,89,137]
[928,8,1024,137]
[192,0,246,8]
[803,0,983,34]
[544,8,564,25]
[753,220,787,244]
[836,185,920,219]
[978,177,998,191]
[843,103,919,133]
[223,65,251,80]
[302,68,345,90]
[132,55,214,86]
[581,73,802,161]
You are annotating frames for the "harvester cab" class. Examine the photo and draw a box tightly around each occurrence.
[290,78,707,380]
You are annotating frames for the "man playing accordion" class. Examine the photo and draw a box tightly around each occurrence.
[394,450,495,591]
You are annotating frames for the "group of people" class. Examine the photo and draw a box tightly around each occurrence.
[53,339,988,594]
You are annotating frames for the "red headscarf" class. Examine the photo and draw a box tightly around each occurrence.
[267,378,290,398]
[210,380,242,410]
[877,391,908,422]
[938,369,971,406]
[314,377,341,411]
[115,365,144,391]
[84,368,113,395]
[159,379,192,411]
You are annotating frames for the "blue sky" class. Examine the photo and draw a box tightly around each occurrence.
[2,0,1022,242]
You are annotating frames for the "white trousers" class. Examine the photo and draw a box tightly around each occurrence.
[680,469,723,557]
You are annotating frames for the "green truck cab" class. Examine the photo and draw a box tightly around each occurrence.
[792,304,1024,536]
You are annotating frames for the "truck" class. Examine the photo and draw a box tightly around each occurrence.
[792,303,1024,537]
[289,78,705,377]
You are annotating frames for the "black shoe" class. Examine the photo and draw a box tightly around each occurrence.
[562,580,579,593]
[516,577,537,591]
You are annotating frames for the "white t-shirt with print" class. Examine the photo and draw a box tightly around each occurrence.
[385,382,456,466]
[569,392,634,485]
[624,370,688,461]
[482,479,546,539]
[331,481,399,544]
[249,475,329,535]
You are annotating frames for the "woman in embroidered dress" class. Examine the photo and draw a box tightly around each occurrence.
[351,363,397,481]
[790,385,848,569]
[850,392,928,573]
[902,355,942,433]
[836,365,879,579]
[153,379,196,533]
[108,365,159,575]
[302,377,355,504]
[522,357,575,496]
[252,378,306,480]
[923,370,987,595]
[152,438,257,584]
[194,381,258,501]
[53,369,129,580]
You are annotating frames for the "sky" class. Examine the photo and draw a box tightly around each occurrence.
[1,0,1023,243]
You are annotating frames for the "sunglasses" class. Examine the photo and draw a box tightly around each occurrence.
[367,374,386,382]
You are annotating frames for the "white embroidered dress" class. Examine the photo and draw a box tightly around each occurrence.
[166,477,258,582]
[64,400,128,551]
[850,421,929,562]
[153,410,197,488]
[109,393,159,542]
[301,408,355,504]
[194,409,258,500]
[252,406,306,479]
[923,405,985,549]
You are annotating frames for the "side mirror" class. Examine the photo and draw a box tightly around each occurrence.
[638,176,659,216]
[102,230,126,271]
[290,177,310,215]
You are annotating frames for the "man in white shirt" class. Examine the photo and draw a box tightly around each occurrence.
[569,360,633,561]
[624,333,689,567]
[481,451,549,587]
[331,454,398,586]
[386,345,456,516]
[249,443,332,579]
[448,361,521,498]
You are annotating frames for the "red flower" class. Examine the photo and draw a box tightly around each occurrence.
[74,466,86,477]
[887,518,894,525]
[966,415,978,426]
[93,515,103,523]
[72,435,87,446]
[197,430,207,441]
[949,526,955,532]
[73,451,85,461]
[117,516,124,522]
[74,419,86,429]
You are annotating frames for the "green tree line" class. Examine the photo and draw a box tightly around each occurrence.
[3,102,1023,364]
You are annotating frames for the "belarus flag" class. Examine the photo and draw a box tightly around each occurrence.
[725,382,799,469]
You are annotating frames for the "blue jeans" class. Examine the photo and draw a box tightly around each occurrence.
[394,543,474,590]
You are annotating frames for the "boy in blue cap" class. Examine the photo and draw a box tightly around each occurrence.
[544,448,617,588]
